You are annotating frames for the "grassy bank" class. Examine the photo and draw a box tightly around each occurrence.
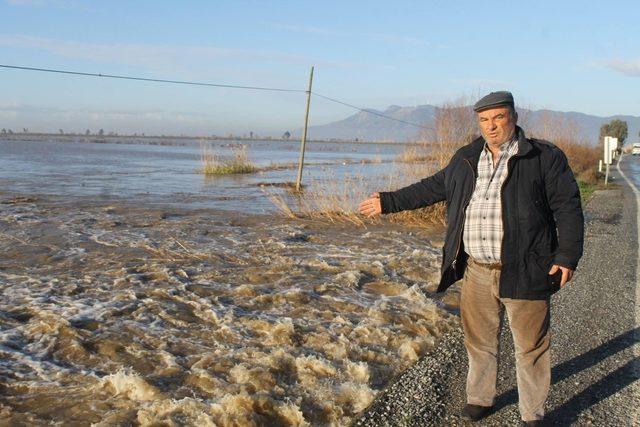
[578,179,618,204]
[578,180,596,203]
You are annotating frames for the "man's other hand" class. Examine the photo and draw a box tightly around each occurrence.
[358,192,382,217]
[548,264,574,287]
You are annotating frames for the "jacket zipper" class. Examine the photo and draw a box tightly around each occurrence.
[451,158,477,269]
[498,154,518,296]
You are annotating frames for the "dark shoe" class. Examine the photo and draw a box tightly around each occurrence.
[461,404,493,421]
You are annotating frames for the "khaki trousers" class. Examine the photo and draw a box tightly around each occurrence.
[460,256,550,422]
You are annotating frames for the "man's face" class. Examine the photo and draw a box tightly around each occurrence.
[477,106,517,146]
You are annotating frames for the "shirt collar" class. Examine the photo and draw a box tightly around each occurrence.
[483,134,518,156]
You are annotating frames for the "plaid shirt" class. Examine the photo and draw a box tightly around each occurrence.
[463,137,519,263]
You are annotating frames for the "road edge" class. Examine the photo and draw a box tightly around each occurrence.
[615,154,640,424]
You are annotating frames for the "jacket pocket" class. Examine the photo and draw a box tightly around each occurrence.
[527,250,560,295]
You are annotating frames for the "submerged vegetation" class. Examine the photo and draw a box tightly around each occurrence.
[200,143,258,175]
[199,143,384,177]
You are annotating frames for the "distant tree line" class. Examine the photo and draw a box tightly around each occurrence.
[599,119,628,145]
[0,128,114,136]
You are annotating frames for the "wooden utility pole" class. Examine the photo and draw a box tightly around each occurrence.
[295,66,314,192]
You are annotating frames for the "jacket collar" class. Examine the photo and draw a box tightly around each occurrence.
[514,125,533,157]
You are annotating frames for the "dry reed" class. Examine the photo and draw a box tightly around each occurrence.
[264,171,376,227]
[267,96,600,227]
[527,112,600,185]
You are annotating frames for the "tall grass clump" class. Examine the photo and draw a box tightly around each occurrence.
[264,171,376,226]
[200,142,257,175]
[395,144,430,163]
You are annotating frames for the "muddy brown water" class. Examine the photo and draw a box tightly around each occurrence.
[0,191,459,426]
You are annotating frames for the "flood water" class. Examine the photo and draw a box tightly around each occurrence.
[0,137,457,426]
[0,137,408,213]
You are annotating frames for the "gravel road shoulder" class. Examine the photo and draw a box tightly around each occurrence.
[352,164,639,426]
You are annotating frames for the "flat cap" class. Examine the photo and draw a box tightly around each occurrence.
[473,91,514,112]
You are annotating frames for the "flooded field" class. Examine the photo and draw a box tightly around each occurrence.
[0,137,459,426]
[0,137,408,213]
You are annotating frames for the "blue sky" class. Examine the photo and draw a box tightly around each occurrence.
[0,0,638,135]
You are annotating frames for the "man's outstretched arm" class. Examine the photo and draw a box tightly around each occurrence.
[358,163,450,217]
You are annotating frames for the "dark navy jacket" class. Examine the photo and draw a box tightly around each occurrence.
[379,126,584,299]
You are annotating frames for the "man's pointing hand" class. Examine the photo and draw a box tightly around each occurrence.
[358,192,382,217]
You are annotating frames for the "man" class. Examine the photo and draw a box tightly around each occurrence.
[358,91,584,425]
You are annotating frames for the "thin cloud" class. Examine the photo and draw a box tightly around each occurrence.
[0,103,211,118]
[601,58,640,77]
[271,24,343,37]
[0,34,386,71]
[5,0,46,5]
[5,0,78,6]
[269,23,439,47]
[450,77,516,89]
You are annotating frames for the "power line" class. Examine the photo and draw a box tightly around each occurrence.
[0,64,305,93]
[0,63,433,131]
[312,91,433,130]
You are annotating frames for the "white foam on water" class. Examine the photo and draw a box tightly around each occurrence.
[208,390,309,427]
[99,368,162,401]
[334,270,363,287]
[135,397,219,427]
[335,381,376,416]
[0,341,71,382]
[343,359,371,383]
[0,196,456,425]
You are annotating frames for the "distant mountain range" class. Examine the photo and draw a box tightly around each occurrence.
[300,105,640,145]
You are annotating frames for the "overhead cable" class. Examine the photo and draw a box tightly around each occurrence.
[312,92,433,130]
[1,63,432,130]
[0,64,305,93]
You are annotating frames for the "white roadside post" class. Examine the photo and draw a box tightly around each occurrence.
[610,137,619,161]
[604,136,618,186]
[604,136,611,186]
